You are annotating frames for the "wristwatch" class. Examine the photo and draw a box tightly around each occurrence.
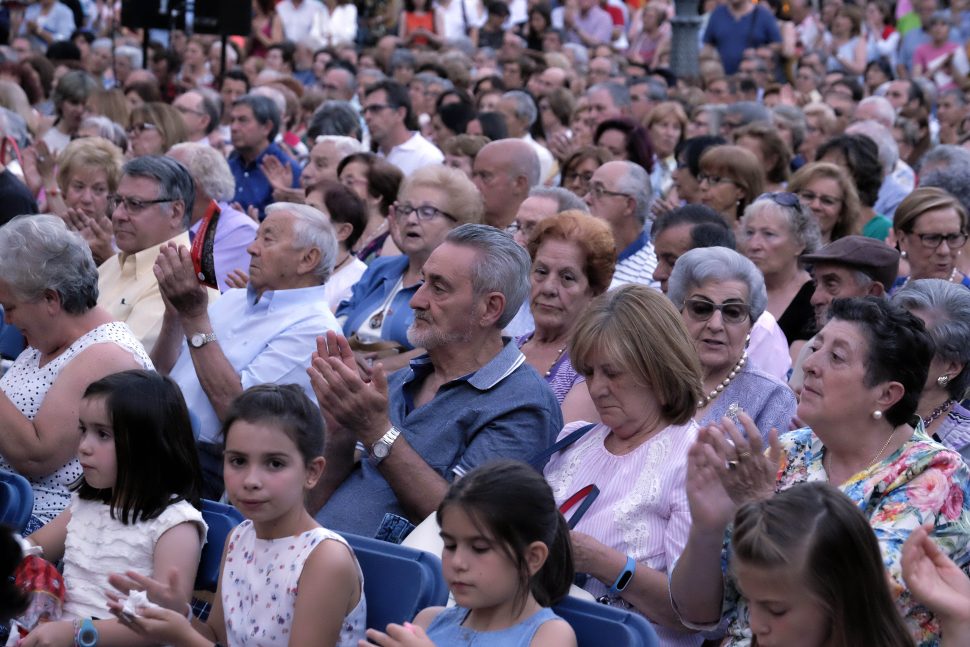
[188,332,217,348]
[371,426,401,464]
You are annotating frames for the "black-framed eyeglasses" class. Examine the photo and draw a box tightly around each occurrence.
[683,298,751,324]
[588,183,631,200]
[361,103,392,115]
[392,202,456,222]
[757,192,801,208]
[908,231,969,249]
[109,194,175,213]
[127,122,159,135]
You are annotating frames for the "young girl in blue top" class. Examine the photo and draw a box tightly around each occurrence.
[362,460,577,647]
[21,370,205,647]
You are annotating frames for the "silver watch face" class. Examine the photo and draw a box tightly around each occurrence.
[190,333,209,348]
[373,441,390,459]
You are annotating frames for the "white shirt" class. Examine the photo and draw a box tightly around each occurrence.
[277,0,326,42]
[323,256,367,311]
[522,134,557,186]
[436,0,485,40]
[747,311,792,382]
[170,284,340,443]
[310,3,359,47]
[383,132,444,175]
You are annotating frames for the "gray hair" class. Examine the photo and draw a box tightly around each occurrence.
[91,38,113,53]
[0,215,99,314]
[190,88,222,135]
[114,45,143,69]
[772,105,806,151]
[314,135,364,158]
[856,96,895,129]
[741,197,821,260]
[0,107,29,151]
[264,202,338,284]
[628,77,669,102]
[121,155,195,229]
[846,120,899,176]
[80,115,128,150]
[724,101,772,127]
[587,82,631,109]
[667,246,768,322]
[894,278,970,399]
[445,224,531,329]
[613,161,652,225]
[528,186,589,213]
[233,94,281,141]
[306,100,361,141]
[501,90,538,128]
[168,143,235,202]
[919,146,970,217]
[389,48,416,71]
[563,43,588,73]
[52,70,98,113]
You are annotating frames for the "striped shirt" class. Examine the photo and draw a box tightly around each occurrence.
[609,231,661,291]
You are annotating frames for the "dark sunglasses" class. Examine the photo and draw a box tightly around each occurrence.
[683,298,751,324]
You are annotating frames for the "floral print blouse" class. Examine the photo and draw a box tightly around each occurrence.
[719,425,970,647]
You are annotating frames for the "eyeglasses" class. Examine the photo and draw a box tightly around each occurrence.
[697,173,737,186]
[110,194,175,213]
[757,192,801,208]
[392,202,456,222]
[908,231,969,249]
[798,190,842,208]
[175,106,206,117]
[564,171,594,185]
[683,298,751,324]
[361,103,392,115]
[127,122,159,135]
[587,183,631,200]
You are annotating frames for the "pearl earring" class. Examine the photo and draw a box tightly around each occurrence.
[900,250,908,259]
[938,375,951,387]
[872,410,883,420]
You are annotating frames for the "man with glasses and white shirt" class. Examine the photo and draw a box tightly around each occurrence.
[97,156,219,353]
[585,160,660,290]
[362,80,443,175]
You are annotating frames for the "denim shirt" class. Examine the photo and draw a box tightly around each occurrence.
[316,339,563,536]
[336,255,417,349]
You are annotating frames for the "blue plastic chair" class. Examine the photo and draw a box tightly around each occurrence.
[196,499,245,592]
[554,596,660,647]
[0,469,33,534]
[340,532,450,630]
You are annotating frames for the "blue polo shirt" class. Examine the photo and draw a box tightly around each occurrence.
[227,142,301,220]
[703,4,781,75]
[316,339,563,536]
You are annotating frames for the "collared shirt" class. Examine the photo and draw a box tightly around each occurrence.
[20,2,75,49]
[276,0,325,42]
[610,230,660,291]
[189,201,258,293]
[383,132,444,176]
[228,142,302,220]
[567,5,613,45]
[170,284,340,444]
[337,255,417,349]
[316,338,563,535]
[98,231,220,353]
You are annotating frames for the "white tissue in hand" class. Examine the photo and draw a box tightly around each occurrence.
[122,591,160,617]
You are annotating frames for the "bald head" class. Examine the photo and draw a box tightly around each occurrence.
[472,139,542,229]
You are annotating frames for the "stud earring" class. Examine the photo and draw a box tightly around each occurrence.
[872,410,883,420]
[938,375,951,387]
[900,250,908,259]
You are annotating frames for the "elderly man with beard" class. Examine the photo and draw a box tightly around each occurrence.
[308,224,562,538]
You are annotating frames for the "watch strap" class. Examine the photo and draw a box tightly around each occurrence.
[608,555,637,596]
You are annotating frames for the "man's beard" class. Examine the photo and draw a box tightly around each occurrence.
[407,313,474,349]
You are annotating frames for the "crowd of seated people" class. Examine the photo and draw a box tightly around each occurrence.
[2,0,970,644]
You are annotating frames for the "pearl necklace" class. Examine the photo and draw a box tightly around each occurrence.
[544,346,567,378]
[698,353,747,408]
[900,267,958,290]
[923,399,956,428]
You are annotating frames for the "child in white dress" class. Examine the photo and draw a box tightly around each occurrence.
[22,370,206,647]
[109,384,366,647]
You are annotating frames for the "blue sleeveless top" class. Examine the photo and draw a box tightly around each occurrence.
[426,606,563,646]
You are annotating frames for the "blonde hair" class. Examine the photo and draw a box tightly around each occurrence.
[399,164,484,225]
[570,285,702,425]
[56,137,124,194]
[129,102,188,153]
[789,162,862,240]
[699,145,765,216]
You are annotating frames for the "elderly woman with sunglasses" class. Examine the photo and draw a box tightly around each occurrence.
[892,187,970,291]
[336,165,482,373]
[668,247,796,443]
[741,192,822,349]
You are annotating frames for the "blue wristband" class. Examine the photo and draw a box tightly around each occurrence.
[75,618,98,647]
[608,555,636,596]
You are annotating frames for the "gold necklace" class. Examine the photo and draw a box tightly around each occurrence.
[697,353,747,408]
[868,426,898,469]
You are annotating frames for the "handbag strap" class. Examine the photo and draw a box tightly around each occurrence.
[559,483,600,529]
[528,423,597,469]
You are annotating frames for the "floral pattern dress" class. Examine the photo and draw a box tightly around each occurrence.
[718,425,970,647]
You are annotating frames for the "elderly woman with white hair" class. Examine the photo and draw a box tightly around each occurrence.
[168,143,258,292]
[894,279,970,461]
[0,215,152,532]
[740,192,822,348]
[668,246,797,442]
